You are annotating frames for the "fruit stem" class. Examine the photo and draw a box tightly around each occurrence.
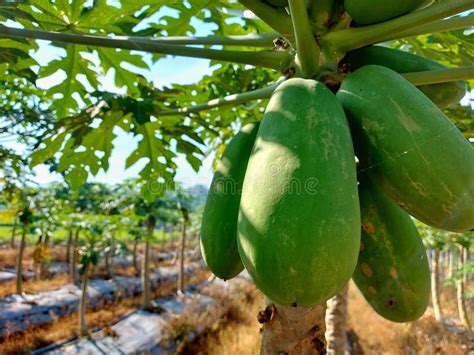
[239,0,295,45]
[288,0,321,77]
[402,66,474,85]
[321,0,474,57]
[390,13,474,41]
[308,0,335,31]
[155,78,286,116]
[0,25,292,70]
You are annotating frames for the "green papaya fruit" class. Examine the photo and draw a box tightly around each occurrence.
[337,65,474,232]
[341,46,466,109]
[344,0,425,25]
[200,122,260,280]
[238,78,360,307]
[353,177,430,322]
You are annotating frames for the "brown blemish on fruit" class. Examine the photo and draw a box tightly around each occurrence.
[368,286,377,295]
[361,263,373,277]
[362,223,375,234]
[390,267,398,279]
[385,298,396,308]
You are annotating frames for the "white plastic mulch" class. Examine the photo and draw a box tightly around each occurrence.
[35,275,252,354]
[0,262,204,337]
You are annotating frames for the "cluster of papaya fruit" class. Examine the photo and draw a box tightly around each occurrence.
[201,0,474,323]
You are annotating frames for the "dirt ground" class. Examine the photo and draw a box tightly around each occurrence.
[0,268,211,354]
[1,241,472,354]
[183,282,473,355]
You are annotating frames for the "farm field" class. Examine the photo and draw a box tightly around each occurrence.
[0,261,471,354]
[0,0,473,354]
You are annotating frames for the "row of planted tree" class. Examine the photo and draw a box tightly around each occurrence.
[420,224,473,337]
[323,224,473,355]
[0,179,471,344]
[0,179,207,336]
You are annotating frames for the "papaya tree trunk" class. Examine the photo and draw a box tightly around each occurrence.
[178,210,188,293]
[44,231,51,248]
[39,243,48,280]
[456,246,472,336]
[132,238,139,273]
[70,229,79,283]
[142,240,151,309]
[142,217,155,309]
[38,234,48,280]
[431,249,443,323]
[325,285,348,355]
[79,263,90,337]
[15,226,26,295]
[260,302,327,354]
[66,229,73,262]
[10,216,18,248]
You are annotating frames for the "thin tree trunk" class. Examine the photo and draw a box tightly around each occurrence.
[70,229,79,283]
[447,249,452,278]
[132,238,139,273]
[39,243,48,280]
[142,240,151,309]
[66,229,73,262]
[15,226,26,295]
[431,249,443,323]
[44,231,51,248]
[259,302,327,354]
[457,246,472,337]
[325,286,348,355]
[10,216,18,248]
[178,213,187,293]
[38,234,48,280]
[142,217,155,309]
[79,263,90,337]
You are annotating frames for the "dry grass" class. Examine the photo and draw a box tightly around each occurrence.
[0,274,71,298]
[1,270,471,354]
[0,267,211,354]
[174,281,472,354]
[346,281,473,355]
[172,279,264,355]
[0,246,68,269]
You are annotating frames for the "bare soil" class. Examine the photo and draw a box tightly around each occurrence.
[0,267,211,354]
[179,282,473,355]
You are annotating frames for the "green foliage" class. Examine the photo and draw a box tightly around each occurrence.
[18,206,32,225]
[0,1,469,193]
[0,1,286,191]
